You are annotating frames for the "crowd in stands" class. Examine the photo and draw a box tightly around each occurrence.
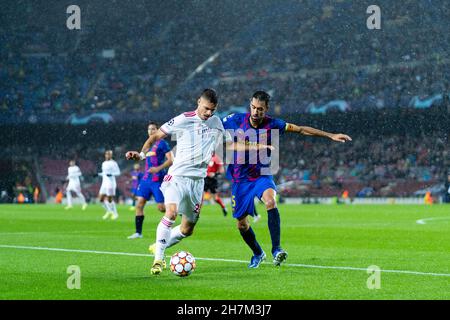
[2,127,448,202]
[2,1,449,200]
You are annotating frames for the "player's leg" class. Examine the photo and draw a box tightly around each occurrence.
[129,182,152,238]
[261,187,287,266]
[65,189,73,209]
[109,196,118,219]
[129,193,136,211]
[100,193,112,219]
[213,192,227,216]
[74,186,87,210]
[151,178,181,275]
[152,202,177,275]
[237,215,266,268]
[232,182,265,268]
[128,196,146,239]
[164,215,194,248]
[108,183,119,219]
[209,178,227,216]
[154,177,201,253]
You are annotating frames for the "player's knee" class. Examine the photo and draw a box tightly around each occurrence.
[237,220,249,232]
[136,201,144,210]
[264,198,277,210]
[164,207,177,220]
[157,204,165,212]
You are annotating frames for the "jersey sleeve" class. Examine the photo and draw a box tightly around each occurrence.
[221,113,237,130]
[160,114,185,135]
[216,116,233,143]
[272,118,287,135]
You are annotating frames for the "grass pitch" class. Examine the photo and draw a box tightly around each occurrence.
[0,203,449,300]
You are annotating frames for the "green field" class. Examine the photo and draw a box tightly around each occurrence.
[0,203,449,300]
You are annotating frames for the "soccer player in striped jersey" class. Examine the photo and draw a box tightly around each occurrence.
[222,90,352,268]
[128,163,143,211]
[126,89,272,275]
[127,122,173,239]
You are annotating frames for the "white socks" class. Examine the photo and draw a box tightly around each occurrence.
[110,200,118,217]
[103,200,111,212]
[167,225,187,248]
[66,191,73,206]
[76,191,87,206]
[155,217,175,261]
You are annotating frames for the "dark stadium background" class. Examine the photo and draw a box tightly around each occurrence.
[1,0,449,204]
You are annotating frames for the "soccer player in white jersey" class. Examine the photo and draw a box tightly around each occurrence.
[65,160,88,210]
[99,150,121,220]
[126,89,273,275]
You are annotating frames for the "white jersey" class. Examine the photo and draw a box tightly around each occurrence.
[160,111,231,178]
[67,165,82,185]
[100,160,121,184]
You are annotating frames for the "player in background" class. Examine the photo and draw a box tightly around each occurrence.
[126,89,272,275]
[127,122,173,239]
[204,152,228,216]
[222,90,352,268]
[65,160,88,210]
[99,150,121,220]
[128,163,143,211]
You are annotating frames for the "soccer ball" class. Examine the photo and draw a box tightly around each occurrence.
[170,251,196,277]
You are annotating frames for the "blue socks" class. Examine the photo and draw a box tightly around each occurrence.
[240,227,263,256]
[267,208,281,254]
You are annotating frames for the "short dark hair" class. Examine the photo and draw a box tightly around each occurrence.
[252,90,271,106]
[199,88,218,106]
[148,121,159,128]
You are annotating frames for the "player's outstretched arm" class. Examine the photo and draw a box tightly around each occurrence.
[286,123,352,143]
[126,129,167,161]
[225,141,274,152]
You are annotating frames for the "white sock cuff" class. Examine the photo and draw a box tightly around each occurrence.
[161,216,175,228]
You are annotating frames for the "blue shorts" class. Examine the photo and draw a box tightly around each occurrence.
[131,188,138,196]
[231,176,276,219]
[136,180,164,203]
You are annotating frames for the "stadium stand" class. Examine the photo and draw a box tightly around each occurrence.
[1,0,449,201]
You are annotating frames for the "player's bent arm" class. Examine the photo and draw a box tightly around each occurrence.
[286,123,352,143]
[126,129,167,161]
[141,129,167,154]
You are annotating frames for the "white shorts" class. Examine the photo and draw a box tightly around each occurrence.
[160,175,204,223]
[99,181,116,196]
[67,182,81,194]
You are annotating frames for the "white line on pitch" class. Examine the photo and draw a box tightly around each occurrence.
[1,244,449,278]
[416,216,450,225]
